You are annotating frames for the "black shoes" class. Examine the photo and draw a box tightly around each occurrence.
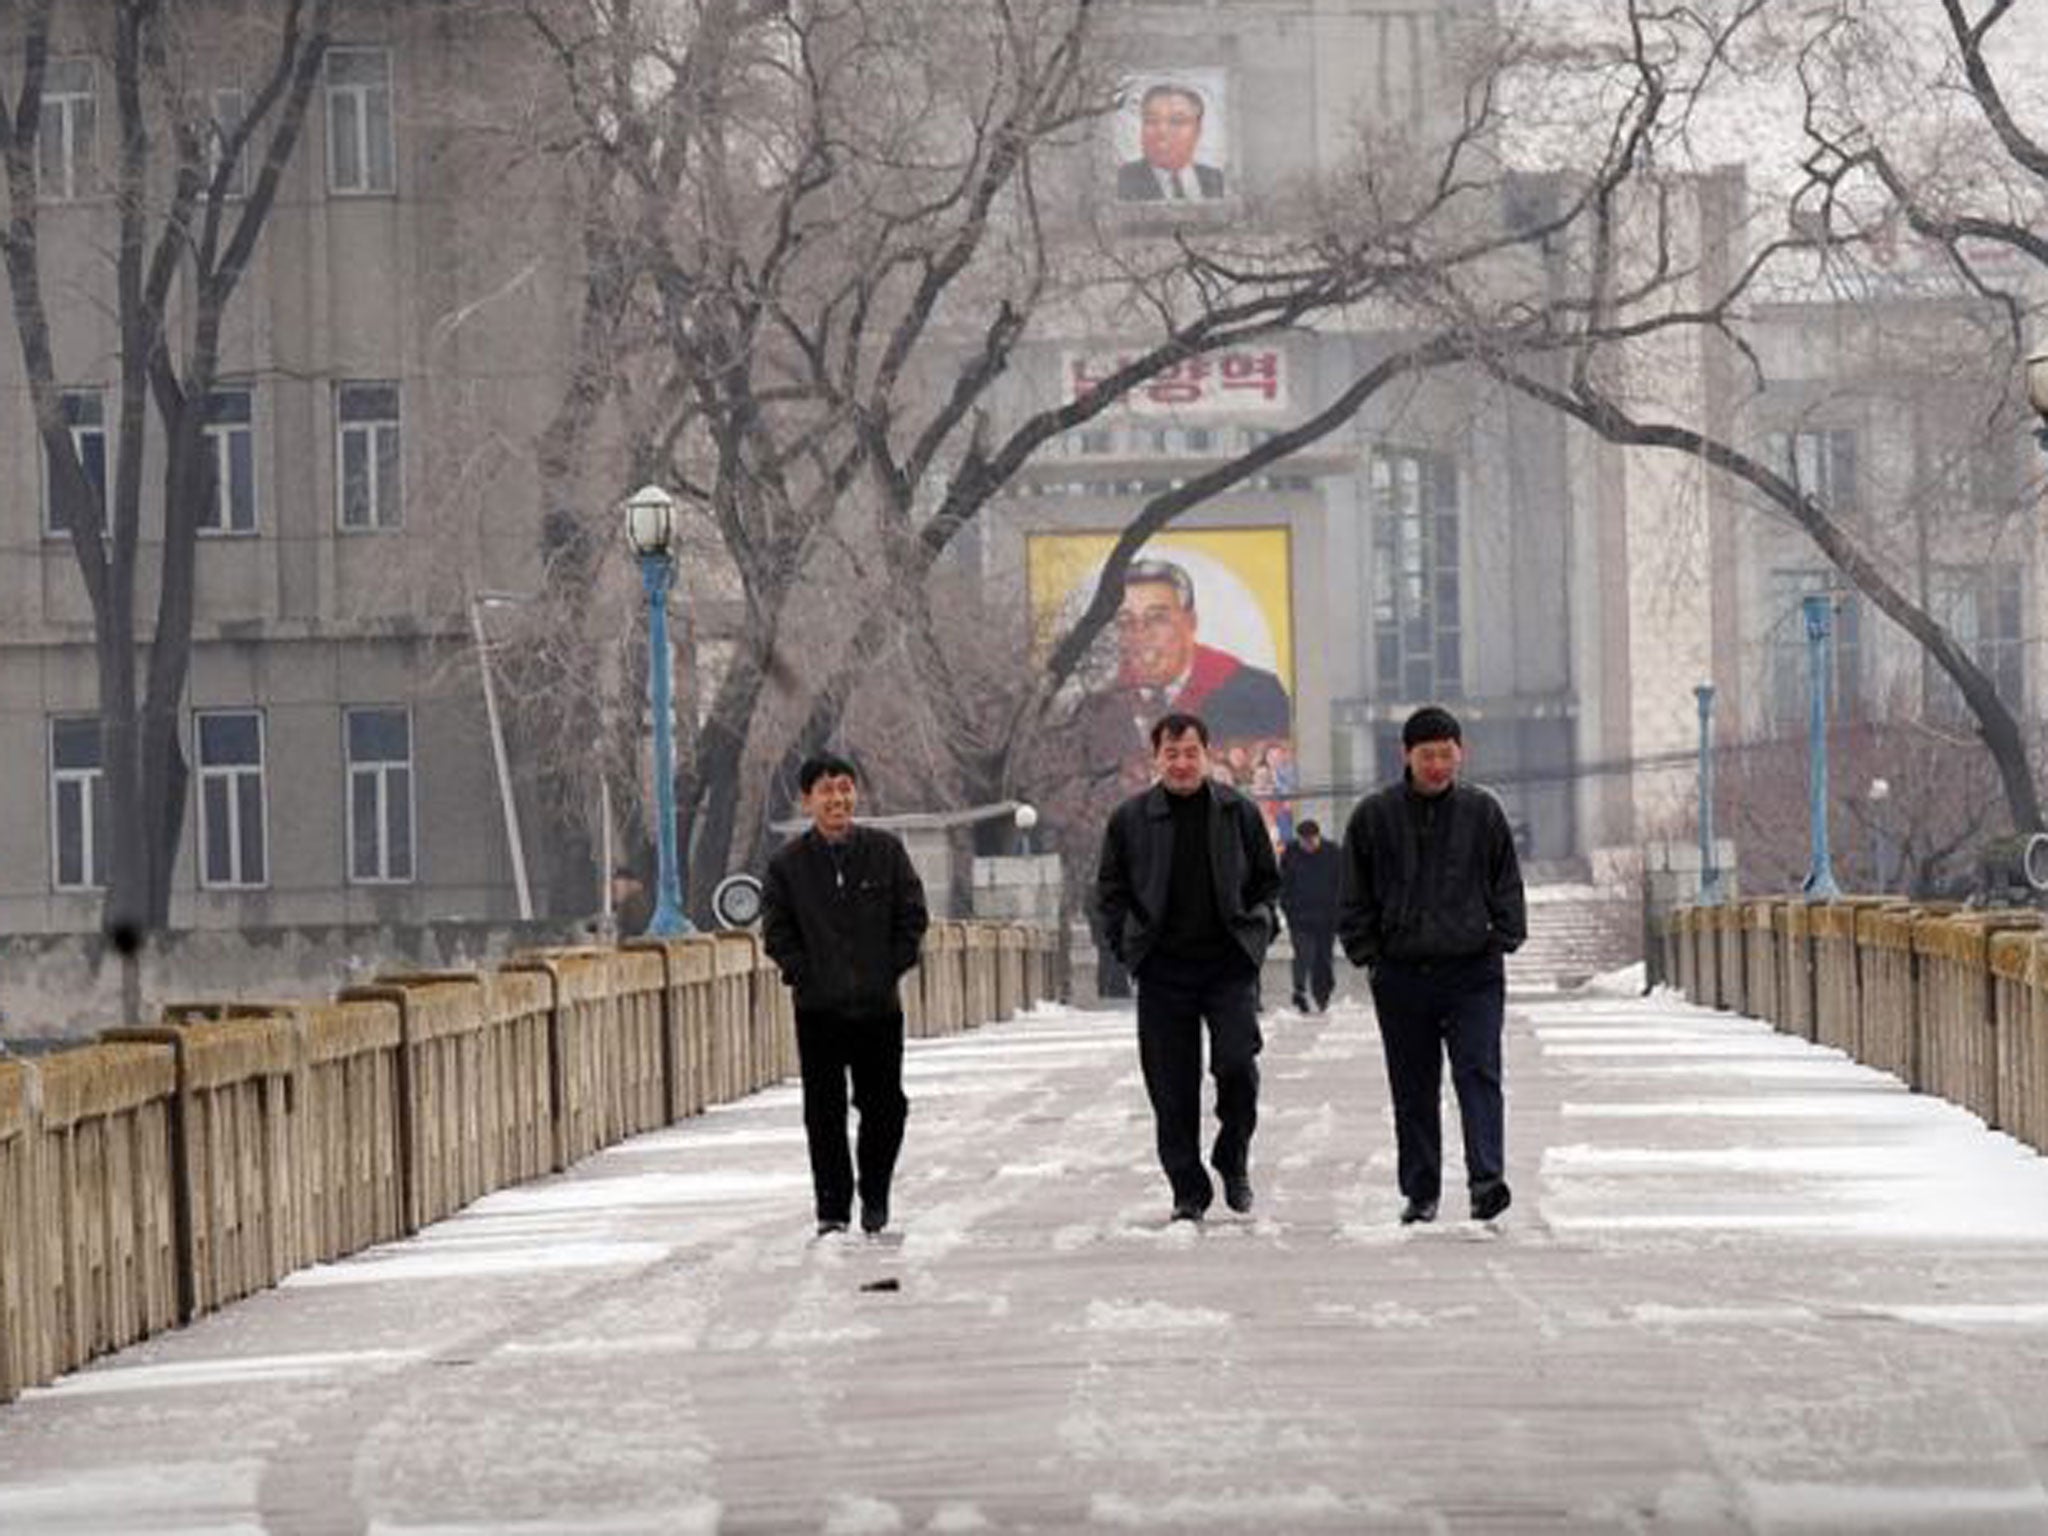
[1221,1173,1254,1215]
[1170,1200,1207,1223]
[1291,991,1310,1013]
[860,1198,889,1235]
[1471,1180,1512,1222]
[1399,1197,1439,1225]
[816,1218,849,1237]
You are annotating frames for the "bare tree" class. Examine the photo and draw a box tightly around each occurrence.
[1475,0,2047,834]
[0,0,335,953]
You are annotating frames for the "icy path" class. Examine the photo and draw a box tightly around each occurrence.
[5,987,2048,1533]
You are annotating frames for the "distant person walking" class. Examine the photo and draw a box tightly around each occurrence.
[762,755,930,1237]
[1338,706,1526,1225]
[1095,712,1282,1221]
[1279,819,1341,1013]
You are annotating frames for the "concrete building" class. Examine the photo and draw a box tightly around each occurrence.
[1,6,573,936]
[4,1,2036,946]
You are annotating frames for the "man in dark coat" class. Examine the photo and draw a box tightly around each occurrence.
[1279,819,1341,1013]
[1338,706,1526,1226]
[762,754,930,1237]
[1095,712,1282,1221]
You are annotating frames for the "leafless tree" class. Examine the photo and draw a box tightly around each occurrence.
[1476,0,2048,835]
[0,0,335,956]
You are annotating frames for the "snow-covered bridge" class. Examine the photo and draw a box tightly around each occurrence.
[4,980,2048,1534]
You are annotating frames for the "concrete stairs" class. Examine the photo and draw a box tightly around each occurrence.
[1066,883,1644,1005]
[1509,884,1642,991]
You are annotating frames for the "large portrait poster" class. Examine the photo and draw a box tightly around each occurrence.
[1112,70,1232,204]
[1029,527,1296,842]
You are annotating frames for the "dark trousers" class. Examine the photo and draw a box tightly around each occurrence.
[1368,957,1506,1204]
[1289,922,1336,1009]
[794,1006,907,1223]
[1135,951,1263,1210]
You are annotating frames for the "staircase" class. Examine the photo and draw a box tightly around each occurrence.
[1508,883,1642,991]
[1067,883,1644,1005]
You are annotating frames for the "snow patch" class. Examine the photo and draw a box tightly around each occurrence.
[1088,1485,1349,1526]
[823,1494,904,1533]
[1079,1298,1231,1332]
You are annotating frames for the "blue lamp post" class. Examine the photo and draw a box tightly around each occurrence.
[1693,683,1723,905]
[1801,593,1841,899]
[625,483,691,936]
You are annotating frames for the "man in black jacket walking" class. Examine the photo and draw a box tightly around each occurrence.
[1279,819,1341,1013]
[1338,706,1525,1225]
[762,754,930,1237]
[1096,713,1282,1221]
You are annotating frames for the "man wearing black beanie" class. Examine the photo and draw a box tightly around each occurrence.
[1337,705,1526,1225]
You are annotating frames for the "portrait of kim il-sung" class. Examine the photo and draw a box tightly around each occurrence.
[1114,72,1230,204]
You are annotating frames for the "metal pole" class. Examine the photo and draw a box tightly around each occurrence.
[1693,683,1722,905]
[1801,593,1841,899]
[641,552,690,935]
[469,596,533,920]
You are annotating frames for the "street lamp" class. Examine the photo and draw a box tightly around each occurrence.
[469,591,534,921]
[1014,802,1039,856]
[1693,683,1723,905]
[1866,775,1893,894]
[624,483,691,936]
[1801,593,1841,899]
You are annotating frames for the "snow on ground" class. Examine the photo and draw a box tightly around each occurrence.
[5,993,2048,1532]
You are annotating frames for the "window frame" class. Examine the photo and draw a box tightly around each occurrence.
[1369,447,1463,704]
[48,715,108,892]
[324,46,395,196]
[198,386,258,535]
[194,708,270,890]
[37,57,97,202]
[41,388,110,537]
[344,705,416,885]
[209,86,250,199]
[335,380,403,531]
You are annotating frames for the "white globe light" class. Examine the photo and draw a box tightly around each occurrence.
[1014,803,1039,831]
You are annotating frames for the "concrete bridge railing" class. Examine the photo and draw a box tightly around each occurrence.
[1664,898,2046,1161]
[0,920,1058,1405]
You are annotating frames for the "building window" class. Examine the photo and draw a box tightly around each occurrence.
[37,59,96,201]
[1767,573,1861,730]
[1370,448,1462,702]
[1929,565,2025,725]
[346,708,414,883]
[49,716,108,891]
[196,710,267,888]
[210,87,249,197]
[1767,428,1858,514]
[336,382,401,529]
[326,47,394,194]
[42,389,109,535]
[200,388,257,534]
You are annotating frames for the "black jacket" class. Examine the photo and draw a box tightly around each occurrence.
[1095,781,1281,976]
[761,825,930,1015]
[1279,839,1342,929]
[1337,777,1526,968]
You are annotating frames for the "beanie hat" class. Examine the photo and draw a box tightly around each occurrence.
[1401,705,1462,750]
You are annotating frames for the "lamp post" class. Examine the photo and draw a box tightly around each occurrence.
[468,592,534,920]
[624,484,691,936]
[1693,683,1722,905]
[1866,775,1893,894]
[1801,593,1841,899]
[1014,802,1039,856]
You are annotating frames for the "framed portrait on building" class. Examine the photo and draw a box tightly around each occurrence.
[1028,526,1296,841]
[1112,70,1232,205]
